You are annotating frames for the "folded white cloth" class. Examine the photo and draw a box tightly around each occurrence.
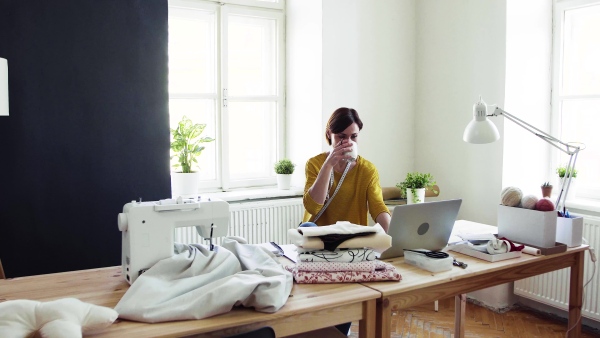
[297,248,379,263]
[486,238,510,254]
[288,224,391,253]
[115,237,293,323]
[468,238,510,254]
[296,221,378,237]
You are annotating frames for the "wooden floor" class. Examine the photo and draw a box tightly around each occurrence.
[349,298,600,338]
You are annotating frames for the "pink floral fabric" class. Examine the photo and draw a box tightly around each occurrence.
[285,262,401,284]
[296,260,387,272]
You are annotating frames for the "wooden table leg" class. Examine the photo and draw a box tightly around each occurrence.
[454,294,466,338]
[375,297,391,338]
[567,250,585,337]
[359,299,376,338]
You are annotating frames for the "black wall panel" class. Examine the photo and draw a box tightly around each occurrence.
[0,0,170,277]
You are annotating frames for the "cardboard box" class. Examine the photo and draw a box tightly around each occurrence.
[556,216,583,247]
[497,205,557,248]
[449,244,521,262]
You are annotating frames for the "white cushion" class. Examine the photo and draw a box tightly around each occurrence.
[0,298,118,338]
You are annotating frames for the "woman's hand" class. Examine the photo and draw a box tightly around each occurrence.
[376,212,391,233]
[307,140,355,205]
[324,140,354,170]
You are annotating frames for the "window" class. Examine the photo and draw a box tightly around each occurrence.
[168,0,285,191]
[552,0,600,199]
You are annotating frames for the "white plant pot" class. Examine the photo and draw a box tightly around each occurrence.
[171,172,200,198]
[406,188,426,204]
[277,174,292,190]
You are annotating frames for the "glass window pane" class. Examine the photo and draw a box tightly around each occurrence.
[559,99,600,194]
[169,99,217,180]
[562,4,600,96]
[228,14,277,96]
[227,102,276,180]
[169,8,216,94]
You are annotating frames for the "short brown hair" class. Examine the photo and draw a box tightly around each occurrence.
[325,107,363,145]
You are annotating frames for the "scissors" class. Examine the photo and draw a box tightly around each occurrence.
[270,242,296,263]
[403,249,449,259]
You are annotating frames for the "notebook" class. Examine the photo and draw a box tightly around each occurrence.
[378,199,462,259]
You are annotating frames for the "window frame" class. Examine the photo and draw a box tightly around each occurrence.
[220,5,285,190]
[219,0,284,10]
[168,0,285,192]
[551,0,600,200]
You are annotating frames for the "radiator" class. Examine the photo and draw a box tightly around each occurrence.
[514,214,600,322]
[174,197,304,247]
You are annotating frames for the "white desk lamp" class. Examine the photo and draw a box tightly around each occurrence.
[463,96,583,214]
[0,57,8,116]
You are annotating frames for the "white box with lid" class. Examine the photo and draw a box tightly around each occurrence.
[497,205,557,248]
[403,249,453,273]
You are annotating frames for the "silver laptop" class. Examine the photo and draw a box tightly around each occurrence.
[378,199,462,259]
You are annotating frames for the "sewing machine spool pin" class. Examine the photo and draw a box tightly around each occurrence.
[207,223,215,251]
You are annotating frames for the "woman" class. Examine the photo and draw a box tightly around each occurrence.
[303,107,391,233]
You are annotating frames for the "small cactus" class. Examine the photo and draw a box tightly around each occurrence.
[541,182,552,188]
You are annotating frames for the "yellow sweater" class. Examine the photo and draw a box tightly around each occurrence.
[303,153,390,226]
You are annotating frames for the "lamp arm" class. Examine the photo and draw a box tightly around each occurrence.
[490,106,581,214]
[555,151,579,214]
[491,107,580,156]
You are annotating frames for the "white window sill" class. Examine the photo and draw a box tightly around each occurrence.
[202,186,304,203]
[564,197,600,215]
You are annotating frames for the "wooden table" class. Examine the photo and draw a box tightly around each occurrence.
[0,266,380,337]
[361,245,588,338]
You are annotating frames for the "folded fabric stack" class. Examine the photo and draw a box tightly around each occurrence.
[286,221,401,284]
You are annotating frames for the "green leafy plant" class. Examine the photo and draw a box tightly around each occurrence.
[274,159,295,175]
[170,116,215,173]
[396,172,437,203]
[556,165,577,178]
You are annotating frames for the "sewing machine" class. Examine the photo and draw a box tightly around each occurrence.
[117,196,229,284]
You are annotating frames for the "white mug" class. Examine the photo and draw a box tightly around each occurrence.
[345,141,358,162]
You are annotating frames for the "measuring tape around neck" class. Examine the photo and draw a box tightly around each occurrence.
[312,161,352,223]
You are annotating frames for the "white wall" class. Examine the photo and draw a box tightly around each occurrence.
[321,0,415,187]
[287,0,415,192]
[414,0,506,226]
[503,0,553,196]
[286,0,323,188]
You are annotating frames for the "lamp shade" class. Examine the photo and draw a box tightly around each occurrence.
[0,57,7,116]
[463,98,499,144]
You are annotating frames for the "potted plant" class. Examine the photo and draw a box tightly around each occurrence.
[274,159,295,190]
[556,165,577,180]
[396,172,437,204]
[556,164,578,200]
[170,116,215,197]
[541,182,553,198]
